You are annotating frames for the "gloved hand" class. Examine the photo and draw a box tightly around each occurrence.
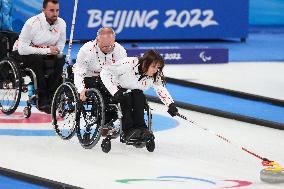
[167,103,178,117]
[111,88,126,103]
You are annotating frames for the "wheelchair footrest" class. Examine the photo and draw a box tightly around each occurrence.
[125,135,154,145]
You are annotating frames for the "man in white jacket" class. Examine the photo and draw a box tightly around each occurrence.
[11,0,66,113]
[100,50,179,141]
[73,27,127,134]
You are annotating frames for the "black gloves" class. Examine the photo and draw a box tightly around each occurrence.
[111,88,127,103]
[167,103,178,117]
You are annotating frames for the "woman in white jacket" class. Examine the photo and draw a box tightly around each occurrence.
[100,50,179,140]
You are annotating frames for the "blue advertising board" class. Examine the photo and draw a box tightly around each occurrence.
[60,0,248,40]
[11,0,248,40]
[126,47,228,64]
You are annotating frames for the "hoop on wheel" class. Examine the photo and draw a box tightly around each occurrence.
[51,82,79,139]
[76,88,105,149]
[0,58,22,115]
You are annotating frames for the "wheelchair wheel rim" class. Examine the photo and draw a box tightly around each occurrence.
[0,59,22,115]
[51,82,78,140]
[76,88,105,148]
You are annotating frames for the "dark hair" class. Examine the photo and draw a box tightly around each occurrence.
[138,50,165,83]
[43,0,59,8]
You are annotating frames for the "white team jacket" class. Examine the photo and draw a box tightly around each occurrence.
[100,57,174,106]
[13,12,66,55]
[73,40,127,93]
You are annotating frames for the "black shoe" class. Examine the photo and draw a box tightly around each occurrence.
[139,127,154,141]
[44,106,51,114]
[0,80,12,89]
[105,109,117,124]
[39,105,51,114]
[123,128,142,142]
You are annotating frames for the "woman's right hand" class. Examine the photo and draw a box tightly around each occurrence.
[80,88,87,101]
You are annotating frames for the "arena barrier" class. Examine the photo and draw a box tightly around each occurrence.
[126,47,228,64]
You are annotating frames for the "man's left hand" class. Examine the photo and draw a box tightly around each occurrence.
[49,46,60,55]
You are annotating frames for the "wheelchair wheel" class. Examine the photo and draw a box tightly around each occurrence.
[101,137,111,153]
[0,58,22,115]
[146,139,155,152]
[23,106,31,118]
[51,82,79,140]
[76,88,105,149]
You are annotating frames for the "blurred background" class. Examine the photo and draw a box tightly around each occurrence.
[2,0,282,62]
[1,1,284,188]
[9,0,284,36]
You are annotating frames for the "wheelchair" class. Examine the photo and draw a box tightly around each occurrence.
[76,88,155,153]
[51,81,156,153]
[0,31,65,117]
[51,79,106,142]
[0,54,65,118]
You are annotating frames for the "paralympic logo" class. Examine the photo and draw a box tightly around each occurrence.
[116,176,252,188]
[199,51,212,62]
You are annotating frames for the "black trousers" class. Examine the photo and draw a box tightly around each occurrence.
[10,51,65,106]
[120,89,147,132]
[84,76,112,103]
[84,76,114,124]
